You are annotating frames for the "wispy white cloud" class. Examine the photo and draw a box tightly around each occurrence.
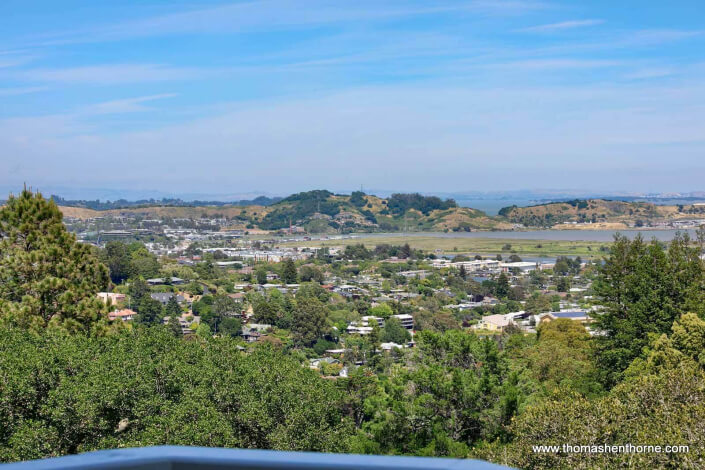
[24,0,546,47]
[498,28,705,60]
[13,64,207,85]
[0,52,37,69]
[518,19,604,33]
[484,58,622,70]
[0,86,47,96]
[81,94,177,115]
[624,67,675,80]
[620,29,703,46]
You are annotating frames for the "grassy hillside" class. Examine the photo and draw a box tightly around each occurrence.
[58,190,508,232]
[256,190,508,232]
[59,204,271,222]
[498,199,705,227]
[57,194,705,232]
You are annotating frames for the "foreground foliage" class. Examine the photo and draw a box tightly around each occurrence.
[0,327,352,461]
[352,330,520,457]
[478,313,705,469]
[592,233,705,386]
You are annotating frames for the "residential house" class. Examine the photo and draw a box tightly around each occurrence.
[391,313,414,330]
[150,293,185,306]
[146,277,185,286]
[309,357,340,369]
[162,313,200,335]
[241,328,261,343]
[97,292,126,305]
[347,316,383,335]
[241,323,271,342]
[108,309,136,322]
[473,314,514,332]
[537,311,591,325]
[398,270,429,279]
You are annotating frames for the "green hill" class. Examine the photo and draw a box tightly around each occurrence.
[58,190,510,232]
[258,190,507,232]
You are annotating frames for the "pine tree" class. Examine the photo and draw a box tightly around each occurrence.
[282,258,298,284]
[459,264,467,280]
[0,189,109,332]
[496,273,510,298]
[165,295,182,318]
[101,241,133,284]
[128,277,149,307]
[255,266,268,285]
[167,314,183,337]
[135,297,163,325]
[593,233,705,387]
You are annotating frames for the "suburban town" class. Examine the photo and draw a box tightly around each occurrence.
[93,224,599,365]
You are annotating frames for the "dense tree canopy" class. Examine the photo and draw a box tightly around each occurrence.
[299,265,324,283]
[0,327,352,462]
[354,330,520,457]
[592,233,705,386]
[100,241,161,284]
[292,297,329,347]
[380,317,410,344]
[386,194,457,216]
[481,313,705,469]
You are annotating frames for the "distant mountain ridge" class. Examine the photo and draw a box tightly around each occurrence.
[50,195,283,210]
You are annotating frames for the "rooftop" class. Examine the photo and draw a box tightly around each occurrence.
[551,311,588,318]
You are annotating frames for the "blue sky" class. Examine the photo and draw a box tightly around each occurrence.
[1,0,704,198]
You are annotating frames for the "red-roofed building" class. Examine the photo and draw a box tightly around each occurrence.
[109,309,137,322]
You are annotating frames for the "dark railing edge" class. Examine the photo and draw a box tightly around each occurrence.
[0,445,513,469]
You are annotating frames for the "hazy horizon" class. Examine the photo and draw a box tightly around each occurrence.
[4,183,705,217]
[3,184,705,202]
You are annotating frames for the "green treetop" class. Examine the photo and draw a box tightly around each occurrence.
[0,189,109,332]
[291,297,328,347]
[281,258,298,284]
[167,314,183,337]
[165,295,182,318]
[381,317,411,344]
[592,233,705,387]
[255,267,268,285]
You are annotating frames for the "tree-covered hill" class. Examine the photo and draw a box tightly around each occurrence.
[258,190,508,232]
[55,190,508,232]
[47,192,705,232]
